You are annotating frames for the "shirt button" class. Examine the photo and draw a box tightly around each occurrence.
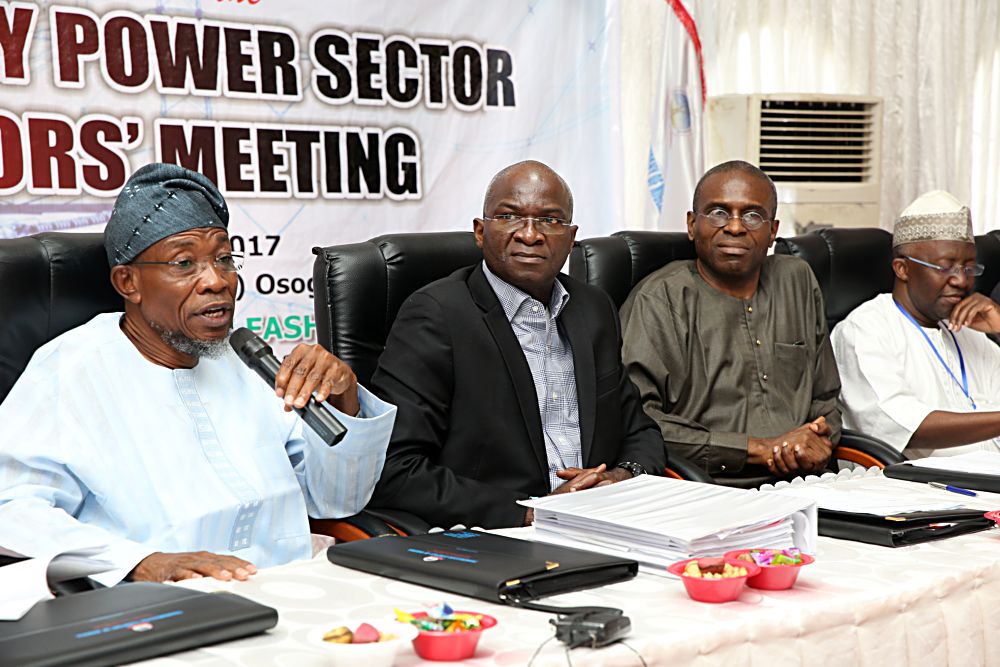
[552,392,559,399]
[747,306,753,313]
[532,306,540,313]
[756,339,762,346]
[762,374,768,381]
[721,465,727,471]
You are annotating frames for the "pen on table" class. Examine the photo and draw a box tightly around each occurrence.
[928,481,978,497]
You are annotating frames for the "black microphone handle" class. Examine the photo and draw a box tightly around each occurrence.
[249,352,348,447]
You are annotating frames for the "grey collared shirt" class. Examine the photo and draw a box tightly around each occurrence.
[482,262,582,489]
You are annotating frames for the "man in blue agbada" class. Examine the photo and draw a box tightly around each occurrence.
[0,163,395,584]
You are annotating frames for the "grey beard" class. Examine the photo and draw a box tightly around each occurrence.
[150,321,231,360]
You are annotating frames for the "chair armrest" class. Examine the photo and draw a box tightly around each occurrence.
[663,452,715,484]
[364,508,432,536]
[834,429,907,468]
[309,510,404,542]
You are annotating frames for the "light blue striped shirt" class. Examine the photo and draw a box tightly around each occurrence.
[0,313,395,583]
[482,263,581,489]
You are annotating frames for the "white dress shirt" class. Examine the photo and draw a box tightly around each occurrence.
[832,293,1000,458]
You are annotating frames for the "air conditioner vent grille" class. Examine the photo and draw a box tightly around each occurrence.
[758,99,878,183]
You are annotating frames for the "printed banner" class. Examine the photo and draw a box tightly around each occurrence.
[0,0,622,352]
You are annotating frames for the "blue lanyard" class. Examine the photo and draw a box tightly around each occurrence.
[893,300,976,409]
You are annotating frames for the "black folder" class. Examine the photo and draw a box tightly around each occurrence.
[819,508,993,547]
[326,530,637,603]
[884,462,1000,493]
[0,582,277,667]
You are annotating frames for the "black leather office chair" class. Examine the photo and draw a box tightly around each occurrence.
[310,232,482,540]
[570,229,905,471]
[0,233,123,403]
[311,231,713,540]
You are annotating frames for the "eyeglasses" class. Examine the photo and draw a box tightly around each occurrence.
[485,214,575,236]
[697,208,770,230]
[133,253,245,279]
[904,255,984,278]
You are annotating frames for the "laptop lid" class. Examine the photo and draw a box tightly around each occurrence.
[0,582,277,667]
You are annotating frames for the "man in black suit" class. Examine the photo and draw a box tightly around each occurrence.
[368,160,666,528]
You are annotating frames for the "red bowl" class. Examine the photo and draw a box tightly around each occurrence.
[409,611,497,662]
[667,556,760,603]
[724,549,815,590]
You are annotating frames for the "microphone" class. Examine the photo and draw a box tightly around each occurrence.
[229,327,348,446]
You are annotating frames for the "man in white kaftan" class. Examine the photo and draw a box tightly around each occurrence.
[0,164,395,584]
[833,191,1000,458]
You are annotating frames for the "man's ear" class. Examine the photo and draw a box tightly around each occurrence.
[111,265,141,304]
[767,219,780,247]
[473,217,485,249]
[891,257,909,282]
[686,212,696,242]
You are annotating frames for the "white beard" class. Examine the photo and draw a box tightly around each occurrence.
[149,320,231,359]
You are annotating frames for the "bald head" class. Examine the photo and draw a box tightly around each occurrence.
[693,160,777,219]
[482,160,574,221]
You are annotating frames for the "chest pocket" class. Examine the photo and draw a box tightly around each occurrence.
[772,341,811,398]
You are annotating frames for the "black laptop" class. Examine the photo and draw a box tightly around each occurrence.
[0,582,277,667]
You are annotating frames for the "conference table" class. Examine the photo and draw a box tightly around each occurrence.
[139,520,1000,667]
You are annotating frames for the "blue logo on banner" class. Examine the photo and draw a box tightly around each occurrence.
[443,531,480,539]
[647,149,665,212]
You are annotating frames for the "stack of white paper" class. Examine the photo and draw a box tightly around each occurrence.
[761,473,969,514]
[761,468,1000,514]
[904,451,1000,475]
[518,476,817,574]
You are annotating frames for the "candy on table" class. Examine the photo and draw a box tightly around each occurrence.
[322,622,397,644]
[737,548,804,567]
[394,603,485,632]
[681,558,748,579]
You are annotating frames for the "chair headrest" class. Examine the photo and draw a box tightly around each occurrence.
[570,231,695,308]
[312,231,482,385]
[0,233,122,402]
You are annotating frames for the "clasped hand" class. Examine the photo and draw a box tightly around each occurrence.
[749,416,833,477]
[274,343,360,416]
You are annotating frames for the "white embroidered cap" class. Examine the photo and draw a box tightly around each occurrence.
[892,190,974,248]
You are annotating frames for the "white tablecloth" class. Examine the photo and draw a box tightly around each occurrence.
[140,526,1000,667]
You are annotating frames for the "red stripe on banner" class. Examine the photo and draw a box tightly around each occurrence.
[665,0,706,104]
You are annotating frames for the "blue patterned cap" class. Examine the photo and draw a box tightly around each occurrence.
[104,163,229,266]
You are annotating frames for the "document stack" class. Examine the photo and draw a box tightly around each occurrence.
[519,476,817,574]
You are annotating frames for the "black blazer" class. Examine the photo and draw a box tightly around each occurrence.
[369,264,666,528]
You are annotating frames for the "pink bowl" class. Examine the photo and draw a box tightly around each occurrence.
[724,549,815,590]
[409,611,497,662]
[667,556,760,603]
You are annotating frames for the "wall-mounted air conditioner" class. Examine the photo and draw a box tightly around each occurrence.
[704,94,883,231]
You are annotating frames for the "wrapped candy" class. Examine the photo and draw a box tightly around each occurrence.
[739,548,804,567]
[395,603,484,632]
[321,622,396,644]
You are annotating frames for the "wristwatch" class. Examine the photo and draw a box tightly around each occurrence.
[616,461,646,478]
